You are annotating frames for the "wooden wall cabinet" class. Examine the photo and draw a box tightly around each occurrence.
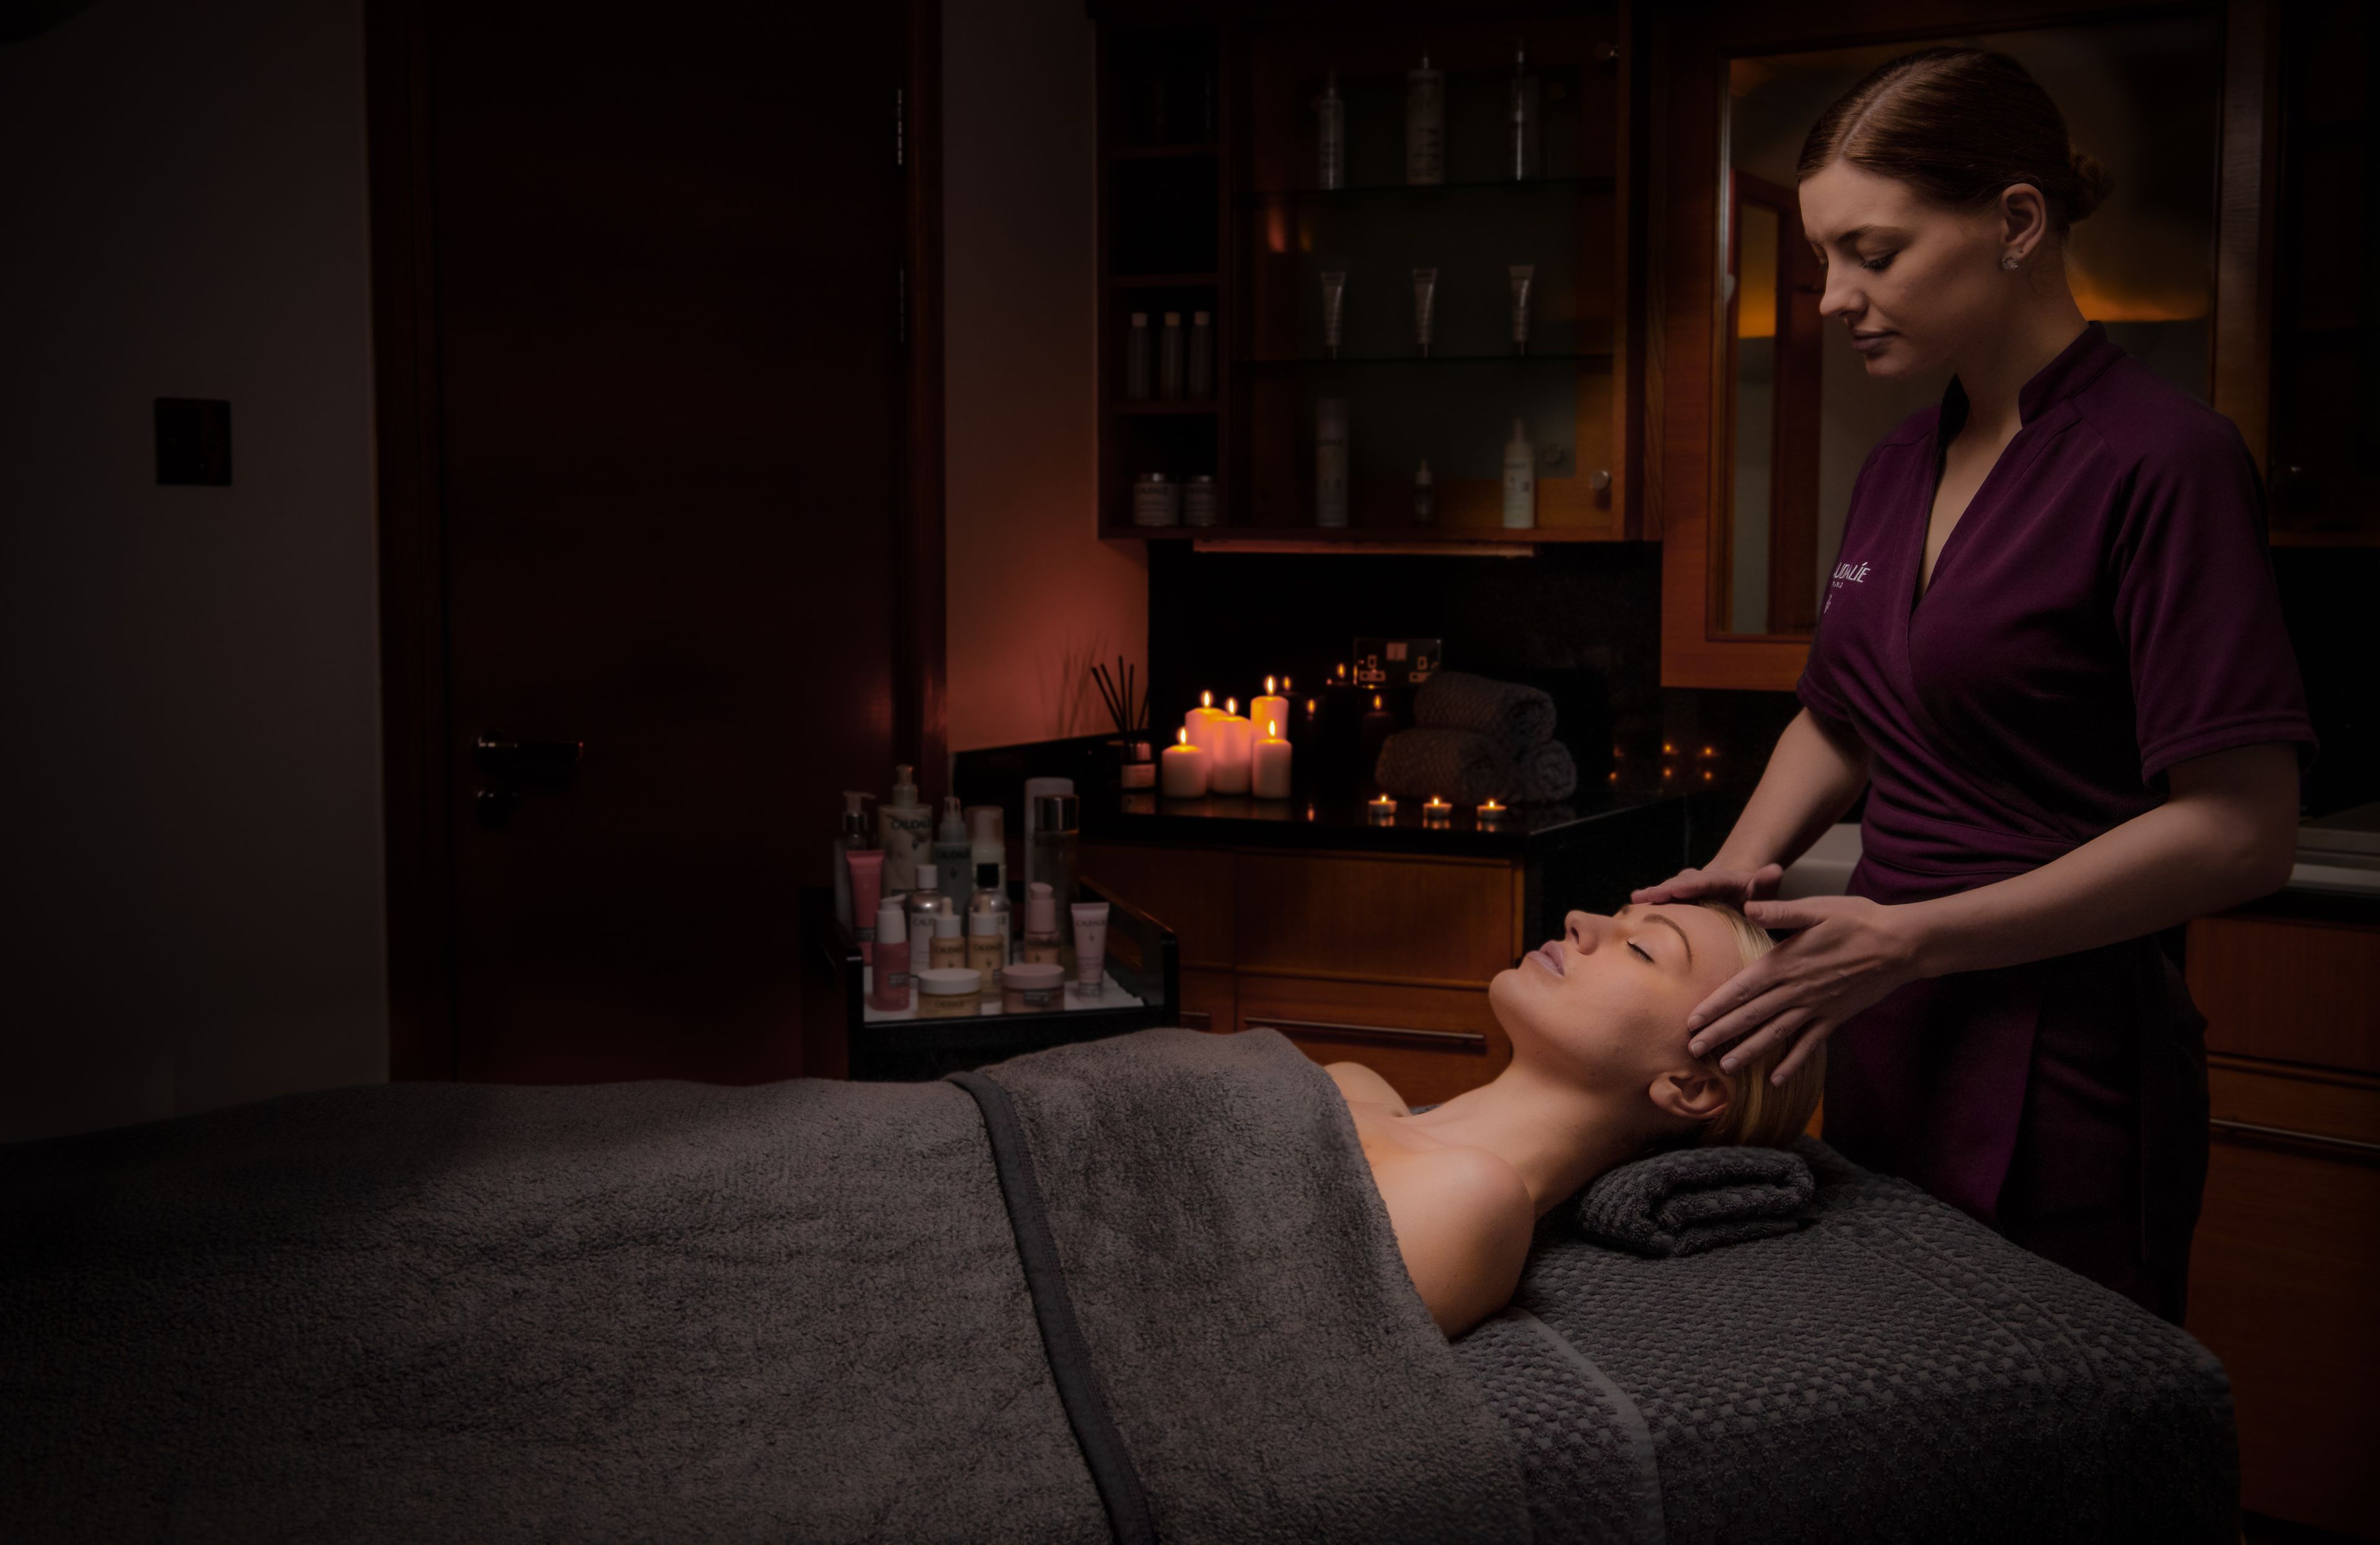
[2184,907,2380,1540]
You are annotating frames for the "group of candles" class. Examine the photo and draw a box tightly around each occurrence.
[1369,794,1507,827]
[1163,679,1296,799]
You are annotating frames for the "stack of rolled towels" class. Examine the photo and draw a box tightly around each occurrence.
[1373,671,1578,805]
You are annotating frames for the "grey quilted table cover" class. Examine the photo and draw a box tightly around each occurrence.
[1451,1138,2237,1544]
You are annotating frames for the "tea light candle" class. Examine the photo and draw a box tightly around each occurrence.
[1184,690,1228,751]
[1209,699,1253,794]
[1422,796,1453,827]
[1359,692,1396,782]
[1251,718,1292,799]
[1476,799,1507,827]
[1161,727,1210,798]
[1367,795,1398,824]
[1250,676,1292,743]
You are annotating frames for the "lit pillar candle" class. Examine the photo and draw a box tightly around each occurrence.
[1250,676,1292,744]
[1161,727,1210,798]
[1251,718,1292,799]
[1184,689,1228,752]
[1208,700,1253,794]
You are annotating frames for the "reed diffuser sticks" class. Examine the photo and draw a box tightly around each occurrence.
[1088,658,1147,736]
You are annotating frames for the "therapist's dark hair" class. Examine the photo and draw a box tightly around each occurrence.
[1796,46,2112,235]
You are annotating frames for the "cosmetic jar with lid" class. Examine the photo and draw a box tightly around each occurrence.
[915,967,984,1019]
[1183,473,1219,527]
[1133,472,1181,527]
[1001,961,1067,1015]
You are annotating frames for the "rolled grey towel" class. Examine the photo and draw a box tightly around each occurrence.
[1414,672,1556,754]
[1572,1144,1815,1257]
[1508,740,1576,804]
[1373,728,1512,806]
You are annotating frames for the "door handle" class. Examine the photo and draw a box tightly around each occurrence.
[475,734,582,827]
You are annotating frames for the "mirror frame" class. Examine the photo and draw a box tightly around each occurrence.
[1648,0,2278,690]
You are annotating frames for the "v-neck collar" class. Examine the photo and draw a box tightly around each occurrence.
[1909,322,2122,618]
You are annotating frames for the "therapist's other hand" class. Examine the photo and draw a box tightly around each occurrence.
[1628,863,1784,909]
[1683,894,1924,1085]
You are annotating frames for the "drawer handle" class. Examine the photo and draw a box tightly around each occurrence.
[1178,1009,1213,1029]
[1246,1016,1486,1050]
[2210,1117,2380,1157]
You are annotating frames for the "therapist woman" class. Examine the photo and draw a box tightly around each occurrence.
[1633,47,2316,1322]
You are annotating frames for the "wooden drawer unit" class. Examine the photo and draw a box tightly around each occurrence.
[1082,842,1235,970]
[1235,850,1520,988]
[1235,974,1509,1108]
[2187,913,2380,1074]
[2185,1056,2380,1539]
[1176,966,1236,1036]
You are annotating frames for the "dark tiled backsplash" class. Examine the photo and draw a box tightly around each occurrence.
[1145,540,2374,839]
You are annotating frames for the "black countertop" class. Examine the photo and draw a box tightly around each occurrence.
[1080,785,1686,860]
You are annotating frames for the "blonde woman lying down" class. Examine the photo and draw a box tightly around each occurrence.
[1329,902,1822,1337]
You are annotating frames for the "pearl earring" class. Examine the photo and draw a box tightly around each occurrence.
[2001,255,2021,271]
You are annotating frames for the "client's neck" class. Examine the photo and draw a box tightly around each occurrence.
[1407,1057,1660,1218]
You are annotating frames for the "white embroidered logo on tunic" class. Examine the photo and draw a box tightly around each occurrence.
[1825,558,1869,612]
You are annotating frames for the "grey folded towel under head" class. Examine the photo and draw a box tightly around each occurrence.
[1573,1144,1815,1257]
[1374,727,1510,805]
[1416,671,1556,753]
[1509,740,1577,804]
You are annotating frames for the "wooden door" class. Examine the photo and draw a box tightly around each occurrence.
[370,2,927,1083]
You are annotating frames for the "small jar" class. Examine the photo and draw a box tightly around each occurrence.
[1183,474,1219,528]
[1133,472,1181,527]
[915,967,984,1019]
[1002,961,1067,1015]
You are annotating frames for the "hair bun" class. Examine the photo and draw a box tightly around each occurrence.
[2066,148,2112,222]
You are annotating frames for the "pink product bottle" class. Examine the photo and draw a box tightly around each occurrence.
[868,899,912,1011]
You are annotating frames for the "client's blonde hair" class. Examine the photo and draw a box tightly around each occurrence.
[1690,902,1824,1148]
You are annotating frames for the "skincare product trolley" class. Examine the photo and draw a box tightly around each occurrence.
[818,881,1181,1082]
[1095,15,1643,546]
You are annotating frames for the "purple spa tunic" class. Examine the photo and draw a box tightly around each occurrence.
[1795,323,2317,1320]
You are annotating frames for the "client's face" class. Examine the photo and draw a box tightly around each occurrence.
[1488,905,1742,1101]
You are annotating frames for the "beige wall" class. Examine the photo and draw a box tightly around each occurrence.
[943,0,1147,754]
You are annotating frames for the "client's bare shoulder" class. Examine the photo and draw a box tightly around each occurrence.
[1328,1067,1532,1338]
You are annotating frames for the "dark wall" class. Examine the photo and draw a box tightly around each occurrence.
[2273,548,2380,821]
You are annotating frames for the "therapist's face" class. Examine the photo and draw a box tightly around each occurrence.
[1797,161,2035,380]
[1489,904,1742,1098]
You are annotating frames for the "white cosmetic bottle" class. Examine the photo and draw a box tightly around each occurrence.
[879,764,932,894]
[1316,69,1346,190]
[1501,418,1536,529]
[1406,51,1443,185]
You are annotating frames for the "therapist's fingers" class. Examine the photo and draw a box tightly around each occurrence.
[1685,953,1784,1042]
[1686,980,1797,1059]
[1714,1005,1817,1073]
[1768,1018,1839,1086]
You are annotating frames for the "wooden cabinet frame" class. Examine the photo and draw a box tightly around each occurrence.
[1651,0,2278,690]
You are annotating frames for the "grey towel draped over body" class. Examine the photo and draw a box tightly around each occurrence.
[0,1029,1527,1545]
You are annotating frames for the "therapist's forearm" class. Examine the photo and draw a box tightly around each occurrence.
[1904,767,2294,977]
[1711,710,1872,876]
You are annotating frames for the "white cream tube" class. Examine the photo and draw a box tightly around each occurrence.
[1070,901,1111,999]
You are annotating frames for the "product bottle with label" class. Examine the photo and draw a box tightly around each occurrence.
[1501,418,1536,529]
[933,796,973,902]
[1405,51,1443,185]
[1021,882,1064,966]
[879,765,931,894]
[967,804,1007,899]
[930,909,965,970]
[908,890,950,982]
[967,863,1011,987]
[832,790,875,929]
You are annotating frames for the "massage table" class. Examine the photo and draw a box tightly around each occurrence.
[0,1028,2234,1542]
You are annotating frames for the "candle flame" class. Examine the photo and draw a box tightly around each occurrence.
[1373,693,1383,710]
[1305,698,1317,713]
[1177,727,1188,745]
[1265,675,1276,693]
[1282,676,1293,691]
[1225,697,1237,715]
[1267,720,1278,737]
[1202,690,1214,708]
[1337,663,1347,678]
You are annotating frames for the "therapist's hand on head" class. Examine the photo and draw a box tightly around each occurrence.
[1628,863,1787,910]
[1682,895,1927,1085]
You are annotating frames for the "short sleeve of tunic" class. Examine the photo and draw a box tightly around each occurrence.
[1795,436,1903,732]
[2112,416,2317,782]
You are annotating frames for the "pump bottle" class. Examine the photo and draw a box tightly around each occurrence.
[933,796,973,902]
[879,765,931,894]
[832,790,876,929]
